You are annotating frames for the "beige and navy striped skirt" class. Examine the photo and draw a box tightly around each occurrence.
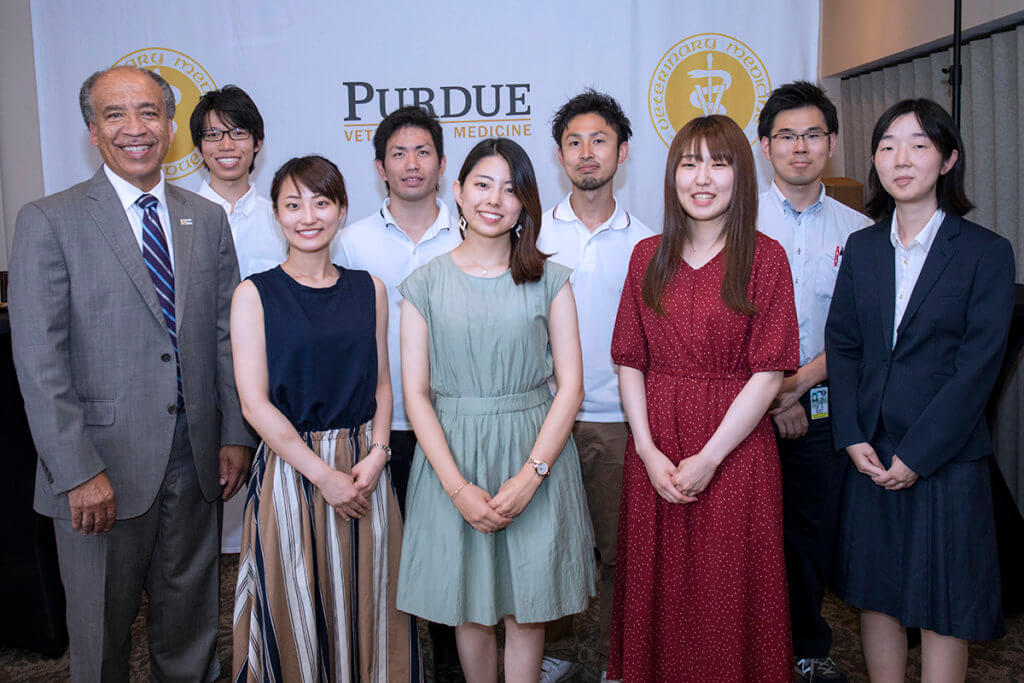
[233,424,422,682]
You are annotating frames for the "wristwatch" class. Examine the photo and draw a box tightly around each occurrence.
[370,442,392,460]
[528,458,550,478]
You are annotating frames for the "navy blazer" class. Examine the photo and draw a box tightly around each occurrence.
[825,213,1015,479]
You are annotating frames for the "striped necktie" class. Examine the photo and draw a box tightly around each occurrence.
[136,193,184,409]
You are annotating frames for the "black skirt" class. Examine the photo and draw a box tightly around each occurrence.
[833,428,1004,641]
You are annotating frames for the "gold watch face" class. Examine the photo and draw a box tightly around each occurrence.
[534,461,549,476]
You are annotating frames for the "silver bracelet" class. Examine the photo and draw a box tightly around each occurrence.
[370,442,392,460]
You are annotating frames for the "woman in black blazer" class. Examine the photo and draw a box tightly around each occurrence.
[825,99,1015,682]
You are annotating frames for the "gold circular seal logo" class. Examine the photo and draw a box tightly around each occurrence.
[648,33,770,147]
[113,48,217,180]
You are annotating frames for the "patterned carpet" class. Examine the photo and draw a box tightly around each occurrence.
[1,554,1021,681]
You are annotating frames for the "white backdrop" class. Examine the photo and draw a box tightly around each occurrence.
[31,0,818,231]
[30,0,818,551]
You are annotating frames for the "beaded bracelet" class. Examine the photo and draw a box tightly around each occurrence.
[449,481,470,501]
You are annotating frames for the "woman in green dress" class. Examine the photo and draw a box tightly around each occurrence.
[396,138,595,683]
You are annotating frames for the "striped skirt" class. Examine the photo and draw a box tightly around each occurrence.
[233,425,421,682]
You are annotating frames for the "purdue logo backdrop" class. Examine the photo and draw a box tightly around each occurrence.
[30,0,817,244]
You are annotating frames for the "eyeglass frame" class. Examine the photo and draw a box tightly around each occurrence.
[200,128,253,143]
[768,129,832,146]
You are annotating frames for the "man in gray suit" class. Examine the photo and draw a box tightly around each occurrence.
[9,65,255,681]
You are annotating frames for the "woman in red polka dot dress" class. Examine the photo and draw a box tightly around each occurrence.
[606,115,799,682]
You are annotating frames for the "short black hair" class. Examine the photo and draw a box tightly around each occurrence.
[270,155,347,211]
[551,89,632,148]
[189,85,265,173]
[372,106,444,163]
[757,80,838,140]
[865,98,973,220]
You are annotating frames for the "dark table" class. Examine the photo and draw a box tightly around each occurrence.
[0,307,67,657]
[989,285,1024,613]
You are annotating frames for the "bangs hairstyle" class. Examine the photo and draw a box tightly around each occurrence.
[642,115,758,316]
[270,155,348,210]
[865,98,973,220]
[456,138,547,285]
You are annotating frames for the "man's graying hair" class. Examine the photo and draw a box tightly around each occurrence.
[79,66,177,127]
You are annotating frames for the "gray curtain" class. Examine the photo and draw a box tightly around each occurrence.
[840,25,1024,514]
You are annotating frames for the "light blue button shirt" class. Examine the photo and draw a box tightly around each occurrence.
[333,198,462,430]
[758,183,871,366]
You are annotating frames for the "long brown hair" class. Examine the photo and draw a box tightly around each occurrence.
[641,115,758,315]
[456,138,547,284]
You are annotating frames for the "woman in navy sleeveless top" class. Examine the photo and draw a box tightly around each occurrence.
[230,156,419,681]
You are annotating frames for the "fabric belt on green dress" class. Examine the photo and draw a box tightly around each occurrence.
[434,385,552,415]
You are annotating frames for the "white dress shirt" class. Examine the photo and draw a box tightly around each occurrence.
[333,198,462,430]
[891,208,946,347]
[104,165,174,267]
[538,193,655,422]
[198,180,287,279]
[758,182,871,366]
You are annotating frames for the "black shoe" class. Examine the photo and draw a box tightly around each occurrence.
[795,657,848,683]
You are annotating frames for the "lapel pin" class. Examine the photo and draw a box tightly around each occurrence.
[179,218,193,226]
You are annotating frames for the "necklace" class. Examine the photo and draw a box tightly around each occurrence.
[462,257,507,276]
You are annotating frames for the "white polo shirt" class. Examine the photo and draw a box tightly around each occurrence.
[538,193,655,423]
[891,208,945,348]
[198,180,287,279]
[333,198,462,430]
[758,183,871,366]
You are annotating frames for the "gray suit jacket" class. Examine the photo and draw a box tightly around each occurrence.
[9,167,256,519]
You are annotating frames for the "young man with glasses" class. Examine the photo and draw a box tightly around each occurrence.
[189,85,286,280]
[190,86,287,557]
[757,81,870,683]
[536,90,653,683]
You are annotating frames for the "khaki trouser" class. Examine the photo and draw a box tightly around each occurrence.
[545,421,628,663]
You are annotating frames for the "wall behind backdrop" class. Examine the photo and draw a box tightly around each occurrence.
[30,0,818,232]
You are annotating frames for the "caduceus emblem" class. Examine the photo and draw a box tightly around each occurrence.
[687,53,731,116]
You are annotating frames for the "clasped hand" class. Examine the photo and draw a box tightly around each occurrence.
[453,470,542,534]
[320,470,368,520]
[845,442,919,490]
[771,402,808,439]
[453,484,512,534]
[321,449,389,521]
[640,447,702,504]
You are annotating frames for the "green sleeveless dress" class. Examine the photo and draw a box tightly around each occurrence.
[396,253,596,626]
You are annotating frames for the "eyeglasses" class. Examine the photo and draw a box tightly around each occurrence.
[200,128,252,142]
[769,130,830,146]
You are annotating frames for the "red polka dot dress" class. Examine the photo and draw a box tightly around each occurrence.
[607,234,799,682]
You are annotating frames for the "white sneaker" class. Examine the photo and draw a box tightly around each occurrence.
[539,656,578,683]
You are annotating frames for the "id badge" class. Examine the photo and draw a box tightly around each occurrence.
[809,386,829,420]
